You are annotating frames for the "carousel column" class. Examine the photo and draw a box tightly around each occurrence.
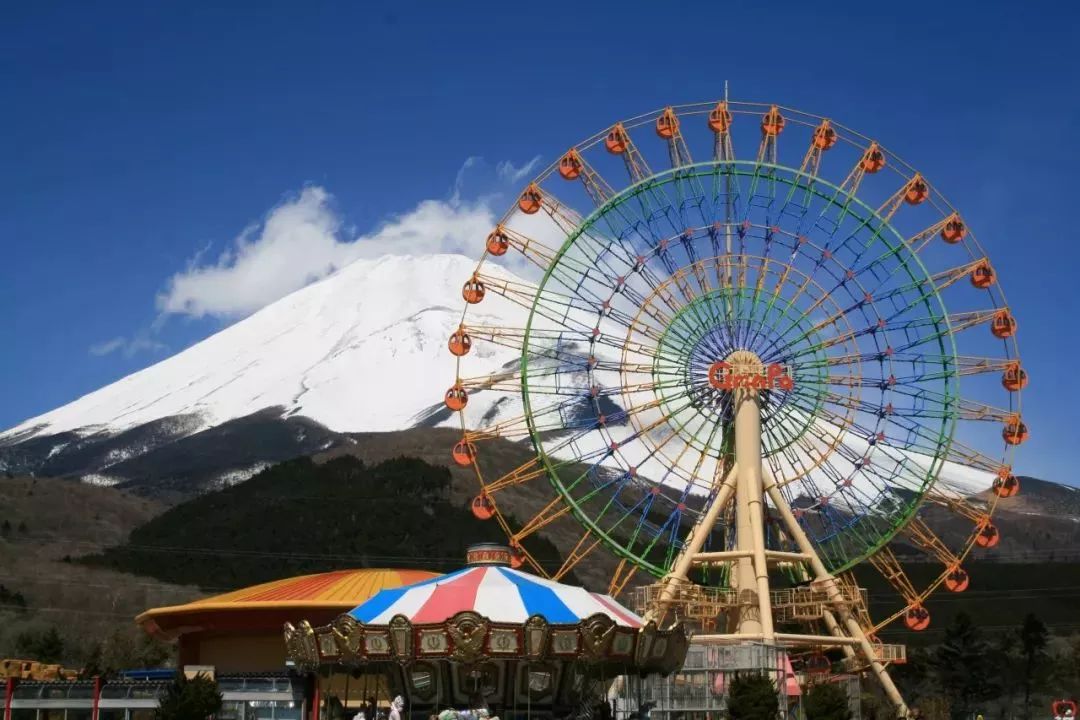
[308,674,321,720]
[4,677,14,720]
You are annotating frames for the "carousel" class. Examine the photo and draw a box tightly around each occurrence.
[283,545,689,720]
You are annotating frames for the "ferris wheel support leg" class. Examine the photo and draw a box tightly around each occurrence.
[733,386,775,641]
[787,553,857,663]
[820,609,858,662]
[646,466,738,626]
[762,472,910,718]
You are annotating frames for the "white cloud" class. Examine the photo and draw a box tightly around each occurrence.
[89,336,166,357]
[155,185,496,319]
[496,155,542,185]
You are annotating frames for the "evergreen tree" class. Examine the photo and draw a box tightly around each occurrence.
[989,630,1020,720]
[805,682,852,720]
[855,690,881,720]
[919,696,952,720]
[15,626,65,663]
[931,612,997,720]
[727,673,779,720]
[1018,614,1050,720]
[155,673,222,720]
[892,646,932,702]
[1069,638,1080,694]
[81,643,105,680]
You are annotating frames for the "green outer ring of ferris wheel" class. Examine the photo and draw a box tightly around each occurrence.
[651,286,829,459]
[518,161,959,578]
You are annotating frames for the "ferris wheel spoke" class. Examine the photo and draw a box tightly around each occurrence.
[777,394,943,493]
[877,174,931,225]
[902,516,964,571]
[866,546,924,621]
[921,490,997,544]
[656,107,695,169]
[509,493,577,544]
[484,225,573,276]
[480,455,549,495]
[455,364,666,402]
[473,382,671,446]
[927,257,995,292]
[555,149,616,208]
[603,122,654,185]
[837,141,883,198]
[607,558,639,597]
[940,436,1011,475]
[609,394,702,463]
[791,352,1020,388]
[552,528,606,581]
[761,418,830,497]
[475,272,604,321]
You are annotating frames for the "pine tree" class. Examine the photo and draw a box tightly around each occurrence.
[727,673,779,720]
[805,682,852,720]
[15,626,65,663]
[1018,614,1050,720]
[155,673,222,720]
[81,643,105,680]
[931,612,997,720]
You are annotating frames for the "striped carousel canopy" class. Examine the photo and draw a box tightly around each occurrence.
[348,564,643,627]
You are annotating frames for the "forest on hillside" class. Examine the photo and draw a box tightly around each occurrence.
[872,612,1080,720]
[80,455,577,587]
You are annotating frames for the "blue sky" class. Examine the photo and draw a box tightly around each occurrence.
[2,1,1078,482]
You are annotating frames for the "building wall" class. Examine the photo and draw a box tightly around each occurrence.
[180,632,287,673]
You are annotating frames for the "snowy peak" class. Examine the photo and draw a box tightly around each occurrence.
[3,253,521,441]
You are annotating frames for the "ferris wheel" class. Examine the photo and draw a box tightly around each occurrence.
[443,97,1025,712]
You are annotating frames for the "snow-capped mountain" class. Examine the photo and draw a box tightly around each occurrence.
[4,254,522,441]
[0,254,543,492]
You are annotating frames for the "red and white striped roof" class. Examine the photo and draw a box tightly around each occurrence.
[349,565,642,627]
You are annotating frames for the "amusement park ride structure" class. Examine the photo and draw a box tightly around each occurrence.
[443,94,1025,716]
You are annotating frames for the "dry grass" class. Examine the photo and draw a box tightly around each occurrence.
[0,475,204,661]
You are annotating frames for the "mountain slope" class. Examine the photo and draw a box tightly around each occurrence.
[3,254,522,442]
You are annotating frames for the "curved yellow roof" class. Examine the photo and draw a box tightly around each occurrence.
[136,568,439,637]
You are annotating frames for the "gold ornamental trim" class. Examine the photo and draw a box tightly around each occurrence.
[283,610,689,676]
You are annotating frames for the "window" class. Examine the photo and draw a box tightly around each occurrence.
[99,710,126,720]
[275,705,302,720]
[11,710,37,720]
[100,687,131,699]
[13,686,42,699]
[131,709,155,720]
[67,709,93,720]
[129,686,163,700]
[248,702,275,720]
[218,701,243,720]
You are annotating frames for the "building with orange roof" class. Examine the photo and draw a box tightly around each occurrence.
[136,568,438,672]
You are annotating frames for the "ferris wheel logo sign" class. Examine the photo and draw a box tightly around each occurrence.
[707,362,794,391]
